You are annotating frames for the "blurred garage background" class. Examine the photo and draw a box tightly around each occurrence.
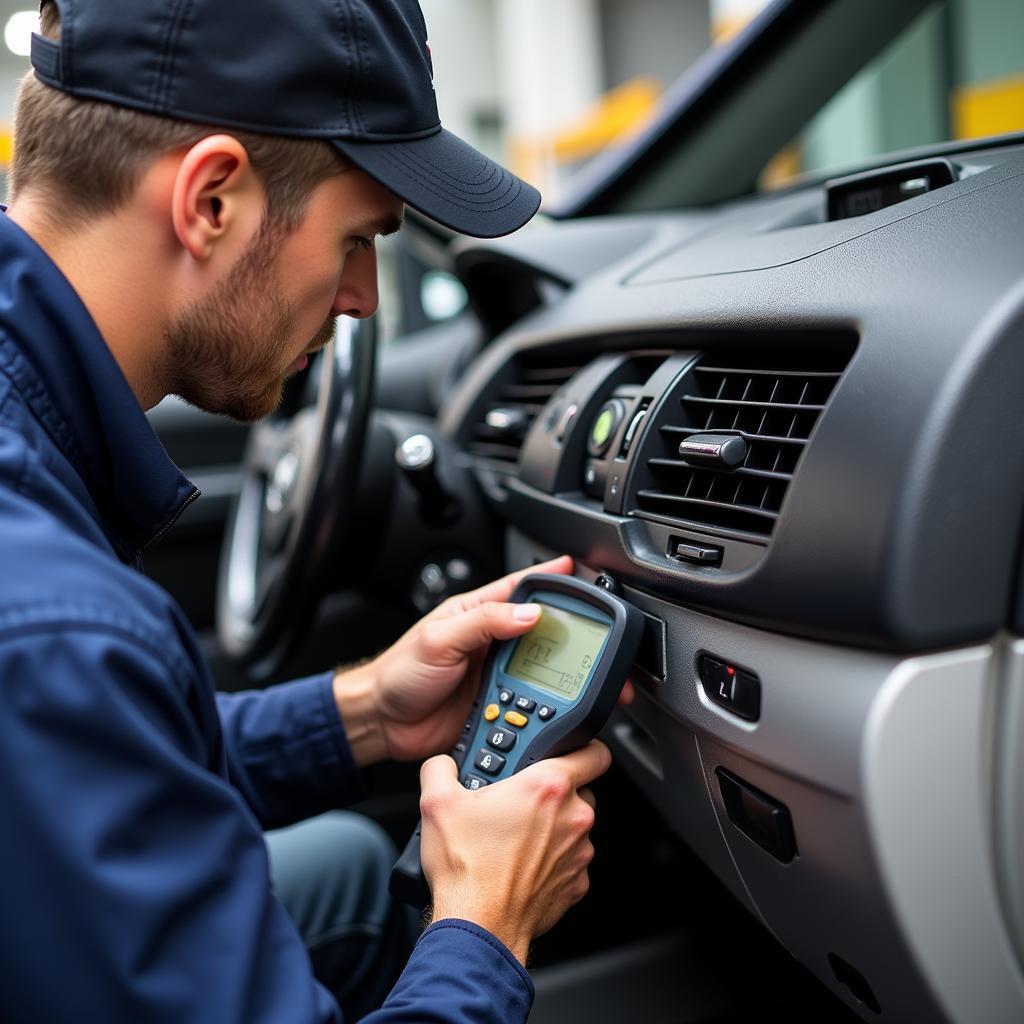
[0,0,1021,199]
[0,0,1019,338]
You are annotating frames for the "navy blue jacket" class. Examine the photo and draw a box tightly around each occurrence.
[0,212,533,1022]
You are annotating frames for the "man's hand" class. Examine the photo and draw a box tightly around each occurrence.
[333,555,584,766]
[419,741,612,965]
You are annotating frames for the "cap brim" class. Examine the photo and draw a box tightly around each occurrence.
[333,129,541,239]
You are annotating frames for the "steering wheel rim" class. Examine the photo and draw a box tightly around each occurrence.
[216,316,375,680]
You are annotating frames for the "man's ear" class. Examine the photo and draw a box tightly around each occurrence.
[170,134,262,262]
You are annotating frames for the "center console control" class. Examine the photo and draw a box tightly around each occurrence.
[700,654,761,721]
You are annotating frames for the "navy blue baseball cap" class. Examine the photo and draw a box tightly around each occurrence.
[29,0,540,238]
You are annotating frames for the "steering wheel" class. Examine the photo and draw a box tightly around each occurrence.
[216,316,375,680]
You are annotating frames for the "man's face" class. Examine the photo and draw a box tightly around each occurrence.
[165,168,403,421]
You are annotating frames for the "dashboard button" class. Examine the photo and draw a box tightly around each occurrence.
[671,541,723,566]
[583,460,606,498]
[556,403,578,441]
[504,710,529,728]
[701,656,733,700]
[498,687,515,705]
[731,670,762,720]
[514,696,537,713]
[484,704,500,722]
[620,406,648,456]
[462,774,490,790]
[537,705,556,721]
[700,655,761,721]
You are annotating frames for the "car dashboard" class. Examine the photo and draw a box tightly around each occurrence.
[432,141,1024,1022]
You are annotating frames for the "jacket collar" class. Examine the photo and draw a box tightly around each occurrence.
[0,211,198,561]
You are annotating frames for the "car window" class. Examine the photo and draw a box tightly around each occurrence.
[372,235,473,347]
[760,0,1024,189]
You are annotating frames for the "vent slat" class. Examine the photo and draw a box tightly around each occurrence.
[647,458,794,483]
[694,366,842,379]
[484,402,546,417]
[499,384,565,400]
[659,426,808,446]
[681,396,827,412]
[631,350,850,538]
[634,491,780,522]
[469,356,583,466]
[519,366,582,382]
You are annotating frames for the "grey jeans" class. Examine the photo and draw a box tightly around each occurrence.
[266,812,416,1021]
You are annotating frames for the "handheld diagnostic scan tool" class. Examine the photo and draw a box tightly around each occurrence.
[389,573,644,908]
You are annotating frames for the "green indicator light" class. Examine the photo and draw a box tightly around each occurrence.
[591,409,614,447]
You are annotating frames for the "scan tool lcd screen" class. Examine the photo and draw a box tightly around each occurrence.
[505,605,610,701]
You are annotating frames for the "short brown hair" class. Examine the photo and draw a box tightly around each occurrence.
[10,1,347,230]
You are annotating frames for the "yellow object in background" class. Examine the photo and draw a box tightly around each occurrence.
[953,74,1024,140]
[550,77,661,165]
[0,131,12,168]
[759,144,802,191]
[508,77,661,193]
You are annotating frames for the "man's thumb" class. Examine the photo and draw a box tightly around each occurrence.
[420,753,460,796]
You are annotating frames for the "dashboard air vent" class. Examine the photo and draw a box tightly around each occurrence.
[631,352,849,539]
[467,354,583,465]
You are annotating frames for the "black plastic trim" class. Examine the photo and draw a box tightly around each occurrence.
[715,767,797,864]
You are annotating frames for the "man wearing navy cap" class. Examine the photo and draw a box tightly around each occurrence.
[0,1,623,1021]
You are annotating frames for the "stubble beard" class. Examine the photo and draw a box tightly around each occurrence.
[165,220,336,422]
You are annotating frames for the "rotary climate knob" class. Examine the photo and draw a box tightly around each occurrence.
[587,400,626,457]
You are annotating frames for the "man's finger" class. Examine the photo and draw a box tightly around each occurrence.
[552,740,613,789]
[616,679,636,706]
[419,754,460,796]
[422,600,544,662]
[460,555,573,608]
[578,786,596,811]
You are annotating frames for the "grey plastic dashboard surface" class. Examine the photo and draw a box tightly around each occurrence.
[438,143,1024,1023]
[504,531,1024,1023]
[622,148,1024,283]
[434,142,1024,1022]
[442,145,1024,653]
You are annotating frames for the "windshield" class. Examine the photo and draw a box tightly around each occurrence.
[761,0,1024,189]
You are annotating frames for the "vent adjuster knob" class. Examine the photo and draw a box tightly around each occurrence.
[678,433,748,468]
[485,407,531,439]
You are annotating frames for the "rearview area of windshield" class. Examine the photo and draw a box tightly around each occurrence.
[760,0,1024,189]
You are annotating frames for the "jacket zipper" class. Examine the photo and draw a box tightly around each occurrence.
[139,486,202,556]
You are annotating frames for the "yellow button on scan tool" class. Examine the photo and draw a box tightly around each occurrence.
[484,704,500,722]
[504,710,528,728]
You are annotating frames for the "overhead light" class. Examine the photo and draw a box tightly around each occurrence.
[5,11,38,58]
